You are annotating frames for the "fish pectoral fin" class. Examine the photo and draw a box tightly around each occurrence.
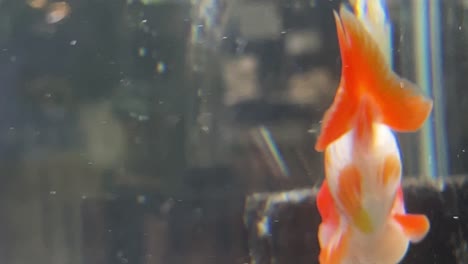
[393,213,430,243]
[317,180,342,249]
[317,180,339,223]
[319,225,351,264]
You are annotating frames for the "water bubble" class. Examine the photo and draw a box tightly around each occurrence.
[137,195,146,204]
[156,61,166,74]
[138,47,147,57]
[160,198,174,214]
[129,112,149,121]
[138,115,148,121]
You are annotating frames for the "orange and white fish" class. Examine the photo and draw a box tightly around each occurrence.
[315,6,432,264]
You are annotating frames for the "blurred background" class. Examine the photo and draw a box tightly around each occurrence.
[0,0,465,263]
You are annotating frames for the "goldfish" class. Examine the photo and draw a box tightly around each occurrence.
[315,5,432,264]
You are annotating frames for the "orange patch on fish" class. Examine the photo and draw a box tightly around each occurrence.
[337,165,373,233]
[382,154,401,187]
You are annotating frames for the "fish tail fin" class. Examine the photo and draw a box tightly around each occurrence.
[314,5,432,151]
[335,5,433,132]
[314,7,359,151]
[315,83,358,151]
[372,76,433,132]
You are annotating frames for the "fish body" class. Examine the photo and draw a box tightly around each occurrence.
[315,6,432,264]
